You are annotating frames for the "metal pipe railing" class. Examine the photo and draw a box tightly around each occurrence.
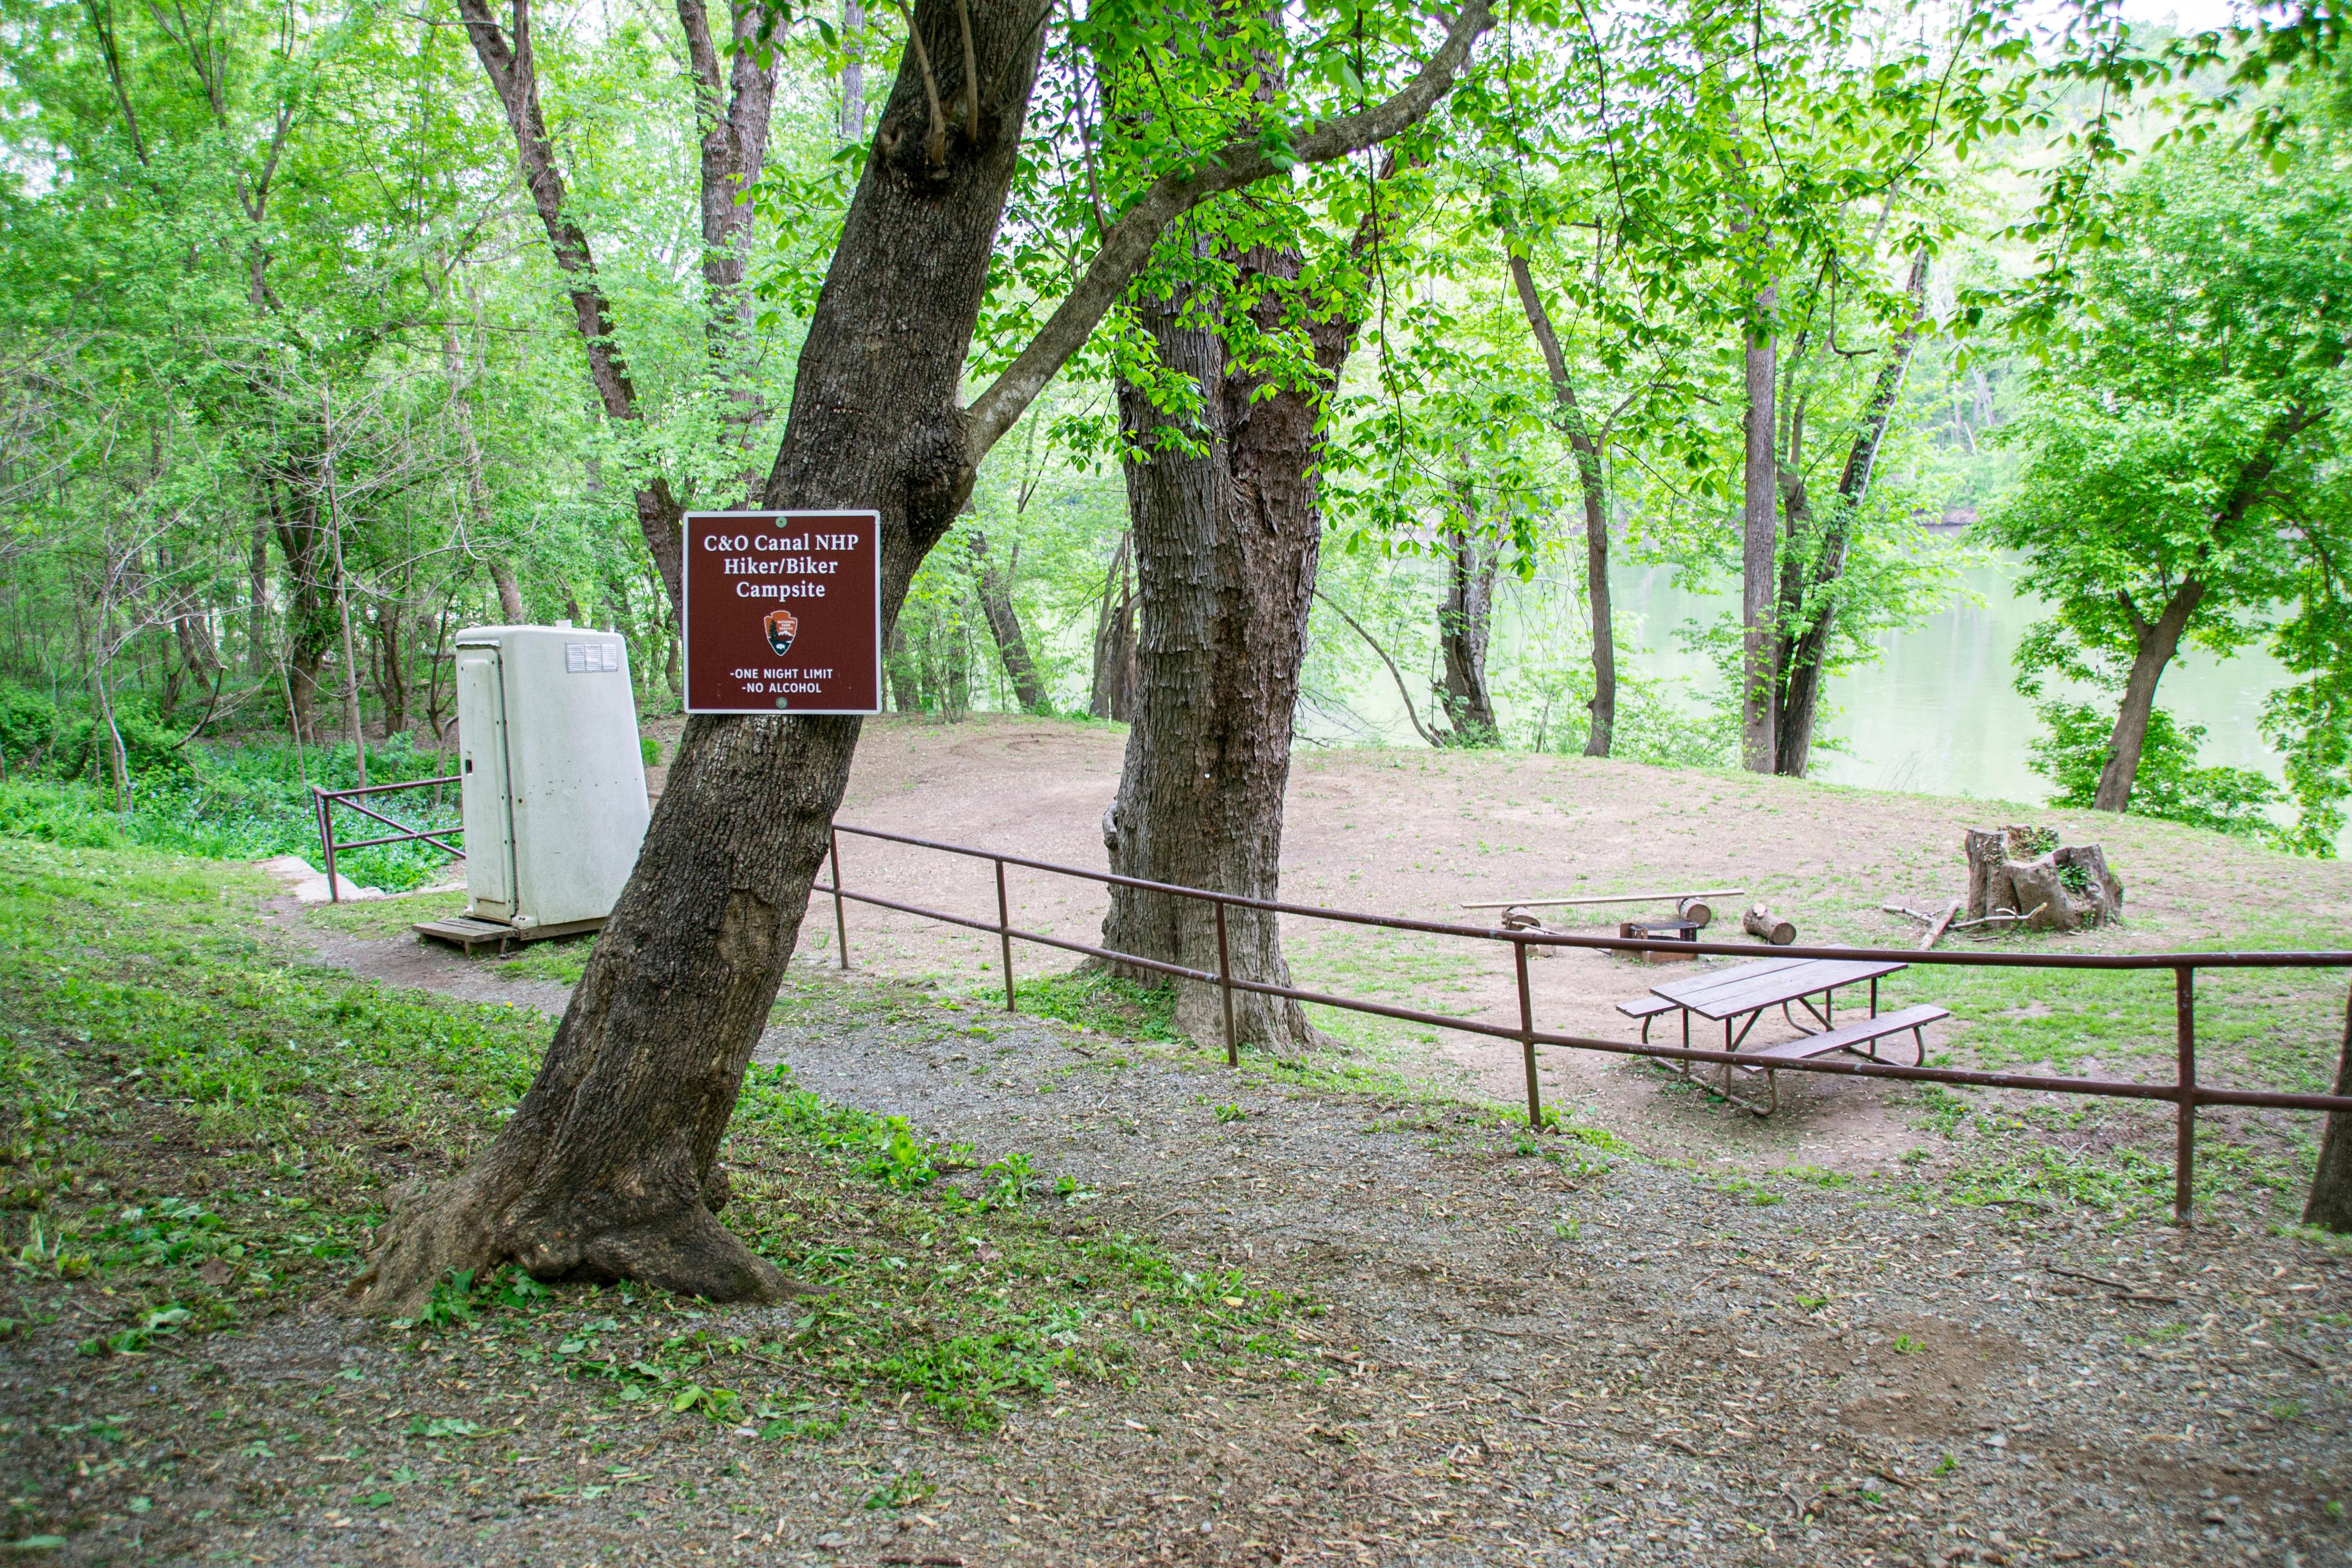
[818,820,2352,1225]
[311,776,463,901]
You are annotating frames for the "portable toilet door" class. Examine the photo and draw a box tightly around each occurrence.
[454,624,650,934]
[456,642,517,921]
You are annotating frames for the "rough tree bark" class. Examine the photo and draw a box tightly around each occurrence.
[351,0,1493,1313]
[1740,281,1779,773]
[2304,988,2352,1233]
[1772,254,1929,776]
[969,530,1048,712]
[1507,253,1613,756]
[1100,243,1360,1052]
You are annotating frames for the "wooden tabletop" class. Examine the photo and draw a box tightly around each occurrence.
[1650,957,1908,1021]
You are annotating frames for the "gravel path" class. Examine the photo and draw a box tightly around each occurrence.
[84,926,2332,1568]
[750,973,2352,1568]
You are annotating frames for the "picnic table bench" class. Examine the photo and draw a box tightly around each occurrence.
[1618,955,1948,1116]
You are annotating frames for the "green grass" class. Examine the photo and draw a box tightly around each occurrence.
[301,887,470,939]
[1007,969,1181,1040]
[0,837,1313,1436]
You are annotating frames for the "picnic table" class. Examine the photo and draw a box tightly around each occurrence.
[1616,955,1949,1116]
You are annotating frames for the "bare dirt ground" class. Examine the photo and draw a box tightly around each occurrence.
[652,714,2352,1180]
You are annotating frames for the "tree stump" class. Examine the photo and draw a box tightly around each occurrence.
[1962,826,2125,932]
[1743,904,1796,945]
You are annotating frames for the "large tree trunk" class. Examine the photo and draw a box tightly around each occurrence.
[2304,989,2352,1233]
[355,0,1047,1314]
[1099,247,1356,1054]
[1773,255,1929,777]
[969,529,1048,712]
[1740,283,1779,773]
[1436,504,1499,744]
[1506,253,1613,755]
[2093,577,2205,811]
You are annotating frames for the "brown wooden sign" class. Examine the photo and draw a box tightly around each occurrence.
[682,511,882,714]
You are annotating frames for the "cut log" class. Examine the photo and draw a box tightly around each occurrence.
[1743,904,1796,945]
[1920,899,1959,951]
[1676,896,1714,928]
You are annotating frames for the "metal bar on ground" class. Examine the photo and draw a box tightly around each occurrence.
[317,789,339,904]
[2177,966,2197,1225]
[996,859,1016,1012]
[1461,888,1746,911]
[1215,898,1237,1067]
[327,792,461,856]
[815,824,2352,1123]
[329,831,458,852]
[317,774,461,800]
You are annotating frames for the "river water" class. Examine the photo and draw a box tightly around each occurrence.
[1616,557,2299,804]
[1309,550,2322,841]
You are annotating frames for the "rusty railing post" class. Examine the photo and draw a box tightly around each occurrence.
[2176,965,2197,1224]
[1516,936,1540,1129]
[1214,896,1237,1068]
[996,857,1016,1011]
[829,825,850,971]
[316,788,340,903]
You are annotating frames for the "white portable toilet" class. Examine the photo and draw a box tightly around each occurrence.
[450,624,650,940]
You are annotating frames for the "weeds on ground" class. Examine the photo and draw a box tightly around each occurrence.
[0,735,462,891]
[0,838,1311,1452]
[1008,970,1181,1041]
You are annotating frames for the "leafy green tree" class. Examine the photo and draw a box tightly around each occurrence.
[1990,139,2350,840]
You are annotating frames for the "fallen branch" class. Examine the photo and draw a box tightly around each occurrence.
[2046,1264,2180,1304]
[1920,899,1960,951]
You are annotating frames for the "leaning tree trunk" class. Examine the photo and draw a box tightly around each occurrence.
[2094,577,2204,812]
[1436,513,1499,744]
[1099,248,1356,1055]
[352,0,1491,1313]
[352,0,1046,1314]
[2304,989,2352,1233]
[1773,255,1929,777]
[970,529,1049,712]
[1506,253,1613,756]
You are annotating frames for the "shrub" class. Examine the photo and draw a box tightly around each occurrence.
[2027,700,2288,844]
